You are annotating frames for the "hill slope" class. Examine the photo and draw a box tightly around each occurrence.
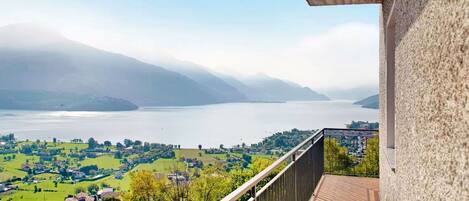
[156,60,247,102]
[354,94,379,109]
[0,89,138,111]
[228,74,330,102]
[0,23,218,106]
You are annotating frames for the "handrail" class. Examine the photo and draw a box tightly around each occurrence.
[222,127,378,201]
[255,142,313,196]
[221,128,324,201]
[322,128,378,132]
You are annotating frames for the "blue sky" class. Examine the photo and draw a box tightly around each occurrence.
[0,0,380,89]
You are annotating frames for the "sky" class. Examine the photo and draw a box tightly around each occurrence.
[0,0,380,90]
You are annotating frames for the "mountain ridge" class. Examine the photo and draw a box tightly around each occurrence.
[0,23,330,110]
[354,94,379,109]
[0,89,138,111]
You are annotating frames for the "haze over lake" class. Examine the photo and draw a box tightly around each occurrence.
[0,101,377,148]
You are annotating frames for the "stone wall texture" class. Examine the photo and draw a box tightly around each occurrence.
[379,0,468,200]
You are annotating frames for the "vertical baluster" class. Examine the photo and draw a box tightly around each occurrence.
[292,153,298,201]
[250,185,256,201]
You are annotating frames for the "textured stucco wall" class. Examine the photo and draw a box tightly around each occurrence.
[378,5,396,201]
[379,0,468,200]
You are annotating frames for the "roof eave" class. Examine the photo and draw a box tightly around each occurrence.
[306,0,382,6]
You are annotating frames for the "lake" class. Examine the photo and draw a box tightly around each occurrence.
[0,101,378,148]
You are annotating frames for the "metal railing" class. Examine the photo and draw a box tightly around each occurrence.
[222,128,378,201]
[222,129,324,201]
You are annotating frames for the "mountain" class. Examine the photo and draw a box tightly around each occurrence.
[216,74,263,100]
[354,94,379,109]
[153,59,327,103]
[220,73,329,102]
[155,60,247,102]
[0,89,138,111]
[323,86,378,100]
[0,23,219,106]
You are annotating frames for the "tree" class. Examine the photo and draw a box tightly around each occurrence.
[87,183,99,195]
[134,140,142,146]
[354,137,379,176]
[116,142,124,150]
[124,139,133,148]
[104,141,112,147]
[101,182,110,188]
[250,157,285,188]
[53,138,57,144]
[143,142,150,152]
[123,170,169,201]
[167,163,190,200]
[219,144,224,150]
[324,138,353,174]
[242,154,252,164]
[20,144,33,155]
[114,151,123,159]
[229,165,253,188]
[189,167,232,201]
[87,137,98,149]
[75,186,86,194]
[251,158,273,174]
[80,165,98,175]
[229,166,254,201]
[198,144,202,150]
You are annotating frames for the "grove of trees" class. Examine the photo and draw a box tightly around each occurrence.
[122,157,281,201]
[324,137,379,177]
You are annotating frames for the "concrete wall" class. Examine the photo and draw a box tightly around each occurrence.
[379,0,468,200]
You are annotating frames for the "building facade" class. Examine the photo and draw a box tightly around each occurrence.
[378,1,468,200]
[309,0,467,200]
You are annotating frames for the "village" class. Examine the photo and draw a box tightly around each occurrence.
[0,133,258,201]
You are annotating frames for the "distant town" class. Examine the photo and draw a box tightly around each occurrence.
[0,121,378,201]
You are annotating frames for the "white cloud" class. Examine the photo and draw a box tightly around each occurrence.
[167,22,380,90]
[276,23,379,89]
[0,1,379,90]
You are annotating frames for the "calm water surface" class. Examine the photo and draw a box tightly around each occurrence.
[0,101,378,148]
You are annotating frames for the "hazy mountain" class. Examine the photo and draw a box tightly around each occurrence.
[323,86,378,100]
[0,23,329,109]
[216,74,263,100]
[155,60,247,102]
[220,73,329,102]
[0,89,138,111]
[354,94,379,109]
[0,23,219,106]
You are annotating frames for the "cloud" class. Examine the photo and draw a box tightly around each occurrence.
[61,22,379,91]
[278,23,379,89]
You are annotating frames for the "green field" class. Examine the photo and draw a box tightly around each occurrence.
[1,149,219,201]
[80,154,121,170]
[0,154,39,182]
[175,149,227,165]
[1,158,185,201]
[0,144,274,201]
[53,143,88,154]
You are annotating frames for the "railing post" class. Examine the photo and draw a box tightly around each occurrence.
[293,153,297,201]
[250,186,256,201]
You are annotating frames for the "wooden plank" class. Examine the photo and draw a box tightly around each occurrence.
[311,175,379,201]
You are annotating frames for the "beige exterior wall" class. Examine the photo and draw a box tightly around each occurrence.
[379,0,468,200]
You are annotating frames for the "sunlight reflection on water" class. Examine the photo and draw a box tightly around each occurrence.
[0,101,378,148]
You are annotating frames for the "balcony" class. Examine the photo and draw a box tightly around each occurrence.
[222,128,379,201]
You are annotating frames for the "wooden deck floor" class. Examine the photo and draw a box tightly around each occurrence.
[311,175,379,201]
